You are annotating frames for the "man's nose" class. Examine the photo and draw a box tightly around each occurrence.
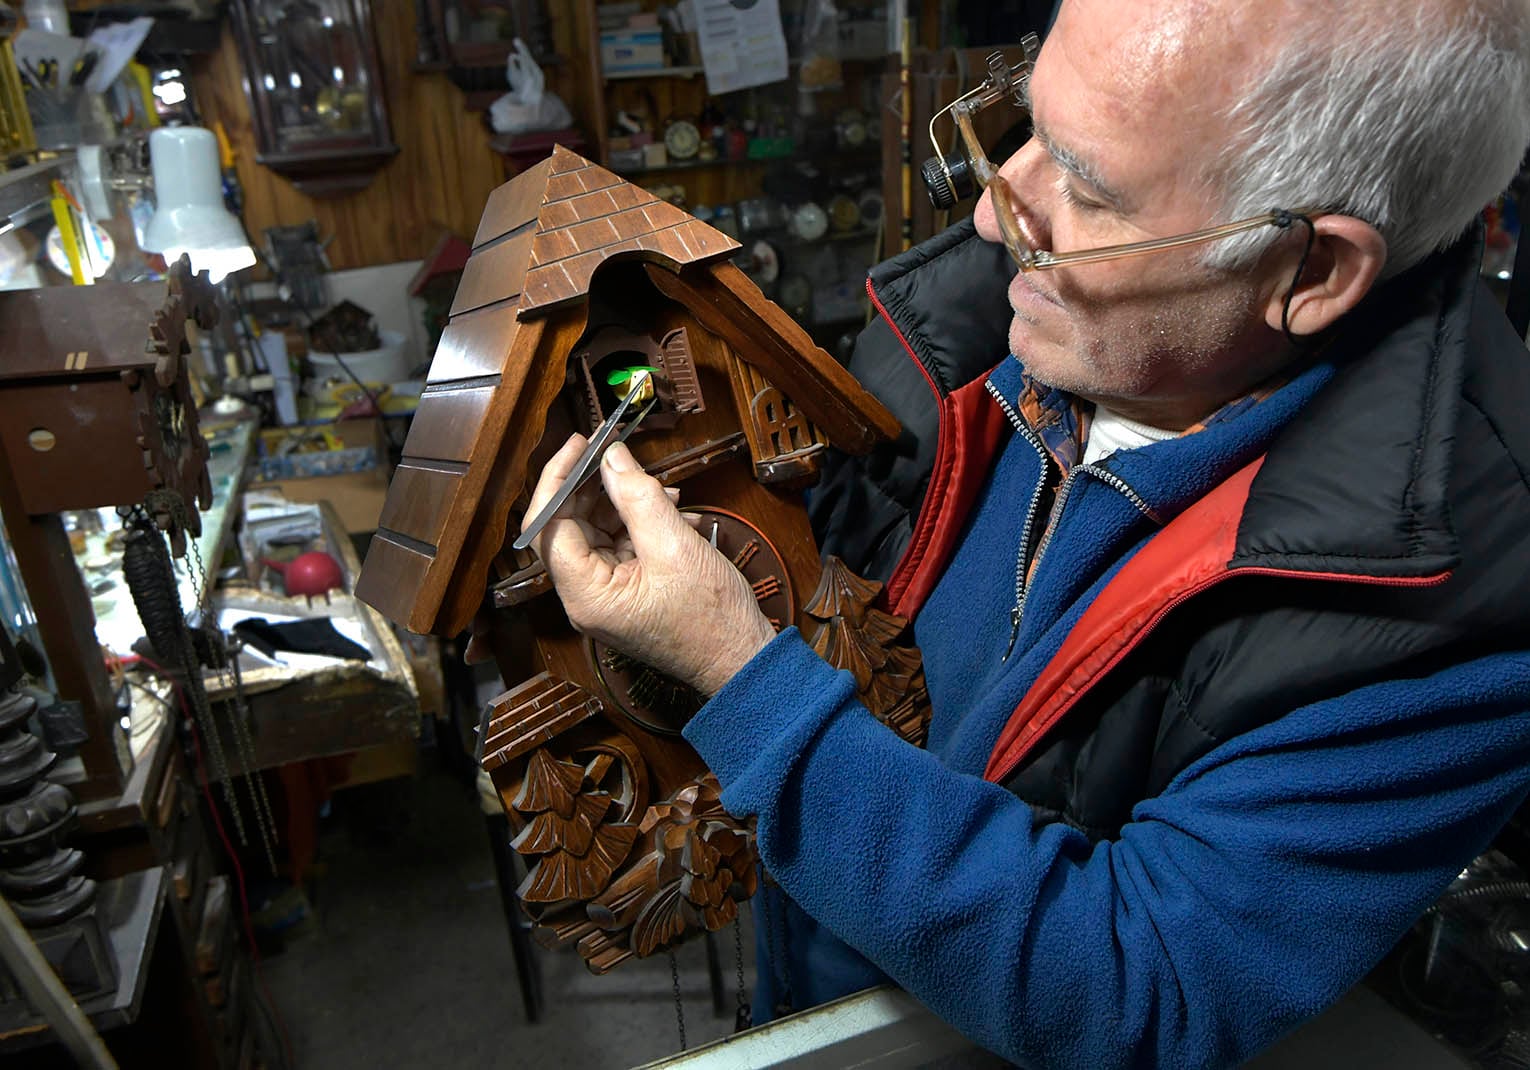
[995,138,1053,251]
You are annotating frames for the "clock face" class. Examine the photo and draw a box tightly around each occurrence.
[664,120,702,160]
[837,108,867,147]
[791,201,829,242]
[589,508,794,736]
[778,274,812,317]
[828,194,860,232]
[857,190,884,226]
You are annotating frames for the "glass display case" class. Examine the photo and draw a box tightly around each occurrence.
[229,0,399,195]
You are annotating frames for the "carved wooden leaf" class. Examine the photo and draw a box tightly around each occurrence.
[681,831,722,884]
[516,822,639,903]
[588,867,655,931]
[804,556,884,622]
[862,608,907,645]
[863,645,921,715]
[808,616,889,690]
[513,749,585,817]
[531,906,598,949]
[575,929,635,975]
[696,897,739,933]
[875,671,931,748]
[510,790,613,856]
[630,879,689,957]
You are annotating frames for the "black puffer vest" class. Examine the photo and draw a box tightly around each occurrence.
[811,220,1530,840]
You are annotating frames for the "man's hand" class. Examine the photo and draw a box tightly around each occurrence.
[523,435,778,696]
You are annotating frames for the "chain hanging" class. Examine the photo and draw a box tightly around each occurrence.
[121,502,246,845]
[133,491,278,874]
[181,504,278,876]
[733,912,751,1033]
[227,638,278,866]
[758,866,795,1018]
[669,949,688,1051]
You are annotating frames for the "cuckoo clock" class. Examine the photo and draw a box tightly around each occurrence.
[355,147,932,973]
[0,257,218,802]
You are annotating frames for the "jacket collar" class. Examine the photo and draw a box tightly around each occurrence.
[1232,229,1486,580]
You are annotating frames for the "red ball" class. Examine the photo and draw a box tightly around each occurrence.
[279,551,345,597]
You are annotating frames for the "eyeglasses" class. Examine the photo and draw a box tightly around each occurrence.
[922,35,1309,272]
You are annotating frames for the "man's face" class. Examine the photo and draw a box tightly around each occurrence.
[972,0,1284,425]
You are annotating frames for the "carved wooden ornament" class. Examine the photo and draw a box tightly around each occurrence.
[356,147,929,972]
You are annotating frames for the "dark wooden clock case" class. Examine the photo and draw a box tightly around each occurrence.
[356,147,930,973]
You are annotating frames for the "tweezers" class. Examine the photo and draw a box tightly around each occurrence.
[512,370,658,551]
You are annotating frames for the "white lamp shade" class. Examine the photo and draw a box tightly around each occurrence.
[142,127,256,284]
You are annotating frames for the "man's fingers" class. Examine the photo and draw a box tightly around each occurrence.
[522,433,589,536]
[599,443,702,561]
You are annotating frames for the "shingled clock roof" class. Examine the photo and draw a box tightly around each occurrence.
[356,148,750,635]
[449,146,741,322]
[356,146,899,637]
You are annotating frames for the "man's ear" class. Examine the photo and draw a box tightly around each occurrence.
[1262,215,1388,338]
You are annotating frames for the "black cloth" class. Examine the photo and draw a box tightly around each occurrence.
[233,618,372,662]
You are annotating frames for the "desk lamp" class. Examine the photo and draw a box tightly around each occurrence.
[141,126,255,285]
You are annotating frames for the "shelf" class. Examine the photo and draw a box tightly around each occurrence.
[784,225,882,248]
[442,42,563,69]
[608,155,777,176]
[605,65,704,81]
[0,867,169,1048]
[608,144,882,178]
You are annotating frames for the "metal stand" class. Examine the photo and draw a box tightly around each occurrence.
[484,812,544,1024]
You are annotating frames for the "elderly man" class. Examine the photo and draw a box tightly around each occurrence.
[525,0,1530,1065]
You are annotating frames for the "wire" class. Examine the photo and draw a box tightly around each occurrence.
[132,657,295,1070]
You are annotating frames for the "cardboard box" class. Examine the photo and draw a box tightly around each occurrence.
[601,28,665,71]
[256,418,387,478]
[261,467,391,535]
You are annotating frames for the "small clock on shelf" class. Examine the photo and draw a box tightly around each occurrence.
[663,119,702,161]
[779,274,813,320]
[835,108,868,150]
[790,201,829,243]
[828,194,861,233]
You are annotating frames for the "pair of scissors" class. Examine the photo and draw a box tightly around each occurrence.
[513,370,659,552]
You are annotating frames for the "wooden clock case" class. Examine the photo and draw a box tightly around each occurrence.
[356,147,930,973]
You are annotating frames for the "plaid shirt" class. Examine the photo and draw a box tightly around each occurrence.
[1011,366,1287,582]
[1013,368,1286,476]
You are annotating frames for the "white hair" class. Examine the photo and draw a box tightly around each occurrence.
[1204,0,1530,275]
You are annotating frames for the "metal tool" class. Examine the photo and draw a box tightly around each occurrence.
[513,369,658,551]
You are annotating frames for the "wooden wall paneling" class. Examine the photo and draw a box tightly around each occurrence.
[564,0,607,167]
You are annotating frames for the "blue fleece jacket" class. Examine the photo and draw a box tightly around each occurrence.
[682,356,1530,1068]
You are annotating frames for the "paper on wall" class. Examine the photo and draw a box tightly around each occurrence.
[693,0,788,95]
[84,17,154,94]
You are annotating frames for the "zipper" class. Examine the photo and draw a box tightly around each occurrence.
[984,379,1157,661]
[984,379,1051,660]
